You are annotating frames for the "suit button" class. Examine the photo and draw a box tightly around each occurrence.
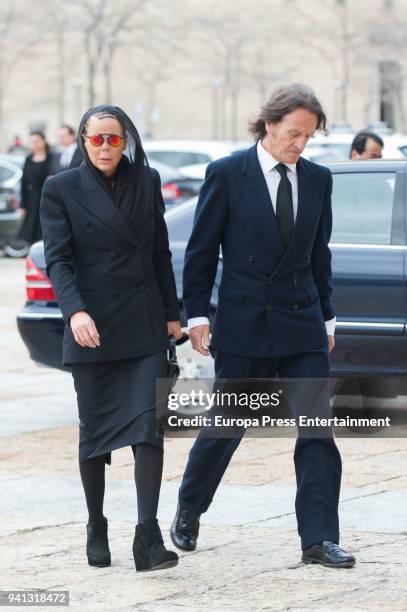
[292,304,299,310]
[139,284,145,291]
[266,304,272,310]
[248,255,255,262]
[109,250,115,256]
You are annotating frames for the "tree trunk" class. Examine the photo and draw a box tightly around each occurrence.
[84,35,96,106]
[103,45,114,104]
[57,23,66,124]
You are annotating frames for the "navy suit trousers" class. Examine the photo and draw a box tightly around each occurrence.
[178,348,342,550]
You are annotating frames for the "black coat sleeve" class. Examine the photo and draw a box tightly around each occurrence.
[40,177,87,324]
[151,169,180,321]
[311,170,335,321]
[20,158,29,210]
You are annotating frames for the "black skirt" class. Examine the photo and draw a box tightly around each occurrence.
[71,352,168,464]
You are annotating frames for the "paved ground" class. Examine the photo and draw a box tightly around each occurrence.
[1,257,407,611]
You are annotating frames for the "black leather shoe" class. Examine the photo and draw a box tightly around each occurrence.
[170,504,200,551]
[133,518,178,572]
[86,517,111,567]
[302,541,356,568]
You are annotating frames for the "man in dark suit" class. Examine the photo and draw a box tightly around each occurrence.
[56,124,83,172]
[171,84,355,568]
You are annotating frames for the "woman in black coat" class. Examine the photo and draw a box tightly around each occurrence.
[19,131,55,245]
[40,105,182,571]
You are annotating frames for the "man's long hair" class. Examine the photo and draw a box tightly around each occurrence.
[249,84,327,141]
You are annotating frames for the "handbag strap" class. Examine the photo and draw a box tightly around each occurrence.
[168,334,178,364]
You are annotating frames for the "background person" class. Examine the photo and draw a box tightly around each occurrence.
[18,130,55,246]
[350,130,383,159]
[56,123,83,171]
[40,104,181,572]
[8,134,28,155]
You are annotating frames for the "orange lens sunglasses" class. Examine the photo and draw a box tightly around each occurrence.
[84,133,126,147]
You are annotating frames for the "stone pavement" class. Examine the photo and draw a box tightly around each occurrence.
[1,257,407,611]
[1,427,407,611]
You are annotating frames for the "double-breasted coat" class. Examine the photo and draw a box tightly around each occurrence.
[40,162,179,366]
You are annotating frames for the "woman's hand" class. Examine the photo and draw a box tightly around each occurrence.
[70,310,101,348]
[167,320,183,341]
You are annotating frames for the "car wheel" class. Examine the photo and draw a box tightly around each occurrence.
[3,242,29,258]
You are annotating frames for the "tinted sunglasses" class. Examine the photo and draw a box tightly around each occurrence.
[83,133,126,147]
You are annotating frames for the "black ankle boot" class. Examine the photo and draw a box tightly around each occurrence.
[86,517,111,567]
[133,518,179,571]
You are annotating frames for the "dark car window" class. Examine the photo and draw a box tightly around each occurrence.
[331,172,396,245]
[148,151,212,168]
[166,202,196,241]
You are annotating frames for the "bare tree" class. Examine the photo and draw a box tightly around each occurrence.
[0,0,46,148]
[123,0,189,138]
[182,0,299,141]
[66,0,155,107]
[186,15,249,141]
[44,0,88,125]
[69,0,108,106]
[102,0,148,104]
[286,0,356,122]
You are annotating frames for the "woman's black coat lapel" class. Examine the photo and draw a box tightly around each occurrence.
[69,163,140,249]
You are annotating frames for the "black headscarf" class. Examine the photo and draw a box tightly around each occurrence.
[77,104,153,229]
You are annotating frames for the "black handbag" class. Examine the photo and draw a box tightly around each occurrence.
[156,335,180,433]
[167,334,180,392]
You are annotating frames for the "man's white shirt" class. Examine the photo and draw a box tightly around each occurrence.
[187,140,336,337]
[59,143,77,169]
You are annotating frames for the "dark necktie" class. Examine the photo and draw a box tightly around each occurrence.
[275,163,294,247]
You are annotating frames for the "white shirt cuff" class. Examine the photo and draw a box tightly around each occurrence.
[325,317,336,337]
[188,316,210,331]
[188,316,336,336]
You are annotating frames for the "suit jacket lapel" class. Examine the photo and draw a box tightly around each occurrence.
[238,148,321,275]
[239,145,286,261]
[68,163,140,249]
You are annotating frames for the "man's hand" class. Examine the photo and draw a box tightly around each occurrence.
[328,335,335,353]
[70,310,100,348]
[189,324,211,356]
[167,320,183,341]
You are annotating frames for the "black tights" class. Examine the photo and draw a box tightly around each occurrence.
[79,443,164,524]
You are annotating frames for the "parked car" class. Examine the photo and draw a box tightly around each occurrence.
[17,160,407,404]
[302,146,343,163]
[383,133,407,158]
[143,139,251,175]
[0,157,23,249]
[148,159,203,205]
[305,131,407,161]
[0,157,198,254]
[0,154,25,169]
